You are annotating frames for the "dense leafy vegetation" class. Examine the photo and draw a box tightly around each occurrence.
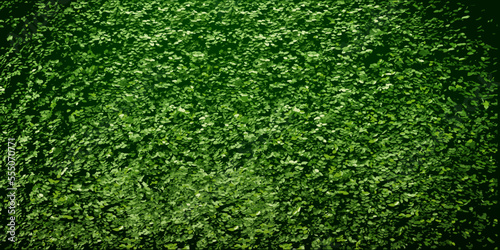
[1,0,498,249]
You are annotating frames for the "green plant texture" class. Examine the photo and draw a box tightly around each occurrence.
[0,0,498,249]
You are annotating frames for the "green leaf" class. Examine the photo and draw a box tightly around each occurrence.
[280,243,294,250]
[465,139,476,148]
[61,215,73,220]
[123,93,135,102]
[482,100,490,110]
[52,147,62,156]
[419,49,430,56]
[240,93,250,102]
[192,51,205,57]
[292,206,301,216]
[113,226,124,231]
[48,179,59,184]
[388,201,400,207]
[165,243,178,250]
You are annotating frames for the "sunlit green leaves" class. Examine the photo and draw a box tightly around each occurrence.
[0,0,497,249]
[336,191,349,195]
[482,100,490,110]
[387,201,400,207]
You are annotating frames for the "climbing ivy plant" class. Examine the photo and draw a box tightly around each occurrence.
[0,0,497,249]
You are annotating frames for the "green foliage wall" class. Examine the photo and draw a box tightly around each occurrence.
[0,0,497,249]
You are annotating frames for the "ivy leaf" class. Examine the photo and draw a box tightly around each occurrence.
[465,139,476,148]
[292,206,301,216]
[240,93,250,102]
[48,179,59,184]
[123,93,135,102]
[419,49,430,56]
[482,100,490,110]
[388,201,400,207]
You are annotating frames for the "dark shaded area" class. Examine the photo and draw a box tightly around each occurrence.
[421,3,499,247]
[0,0,74,57]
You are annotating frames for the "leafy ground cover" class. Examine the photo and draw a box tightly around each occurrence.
[1,0,498,249]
